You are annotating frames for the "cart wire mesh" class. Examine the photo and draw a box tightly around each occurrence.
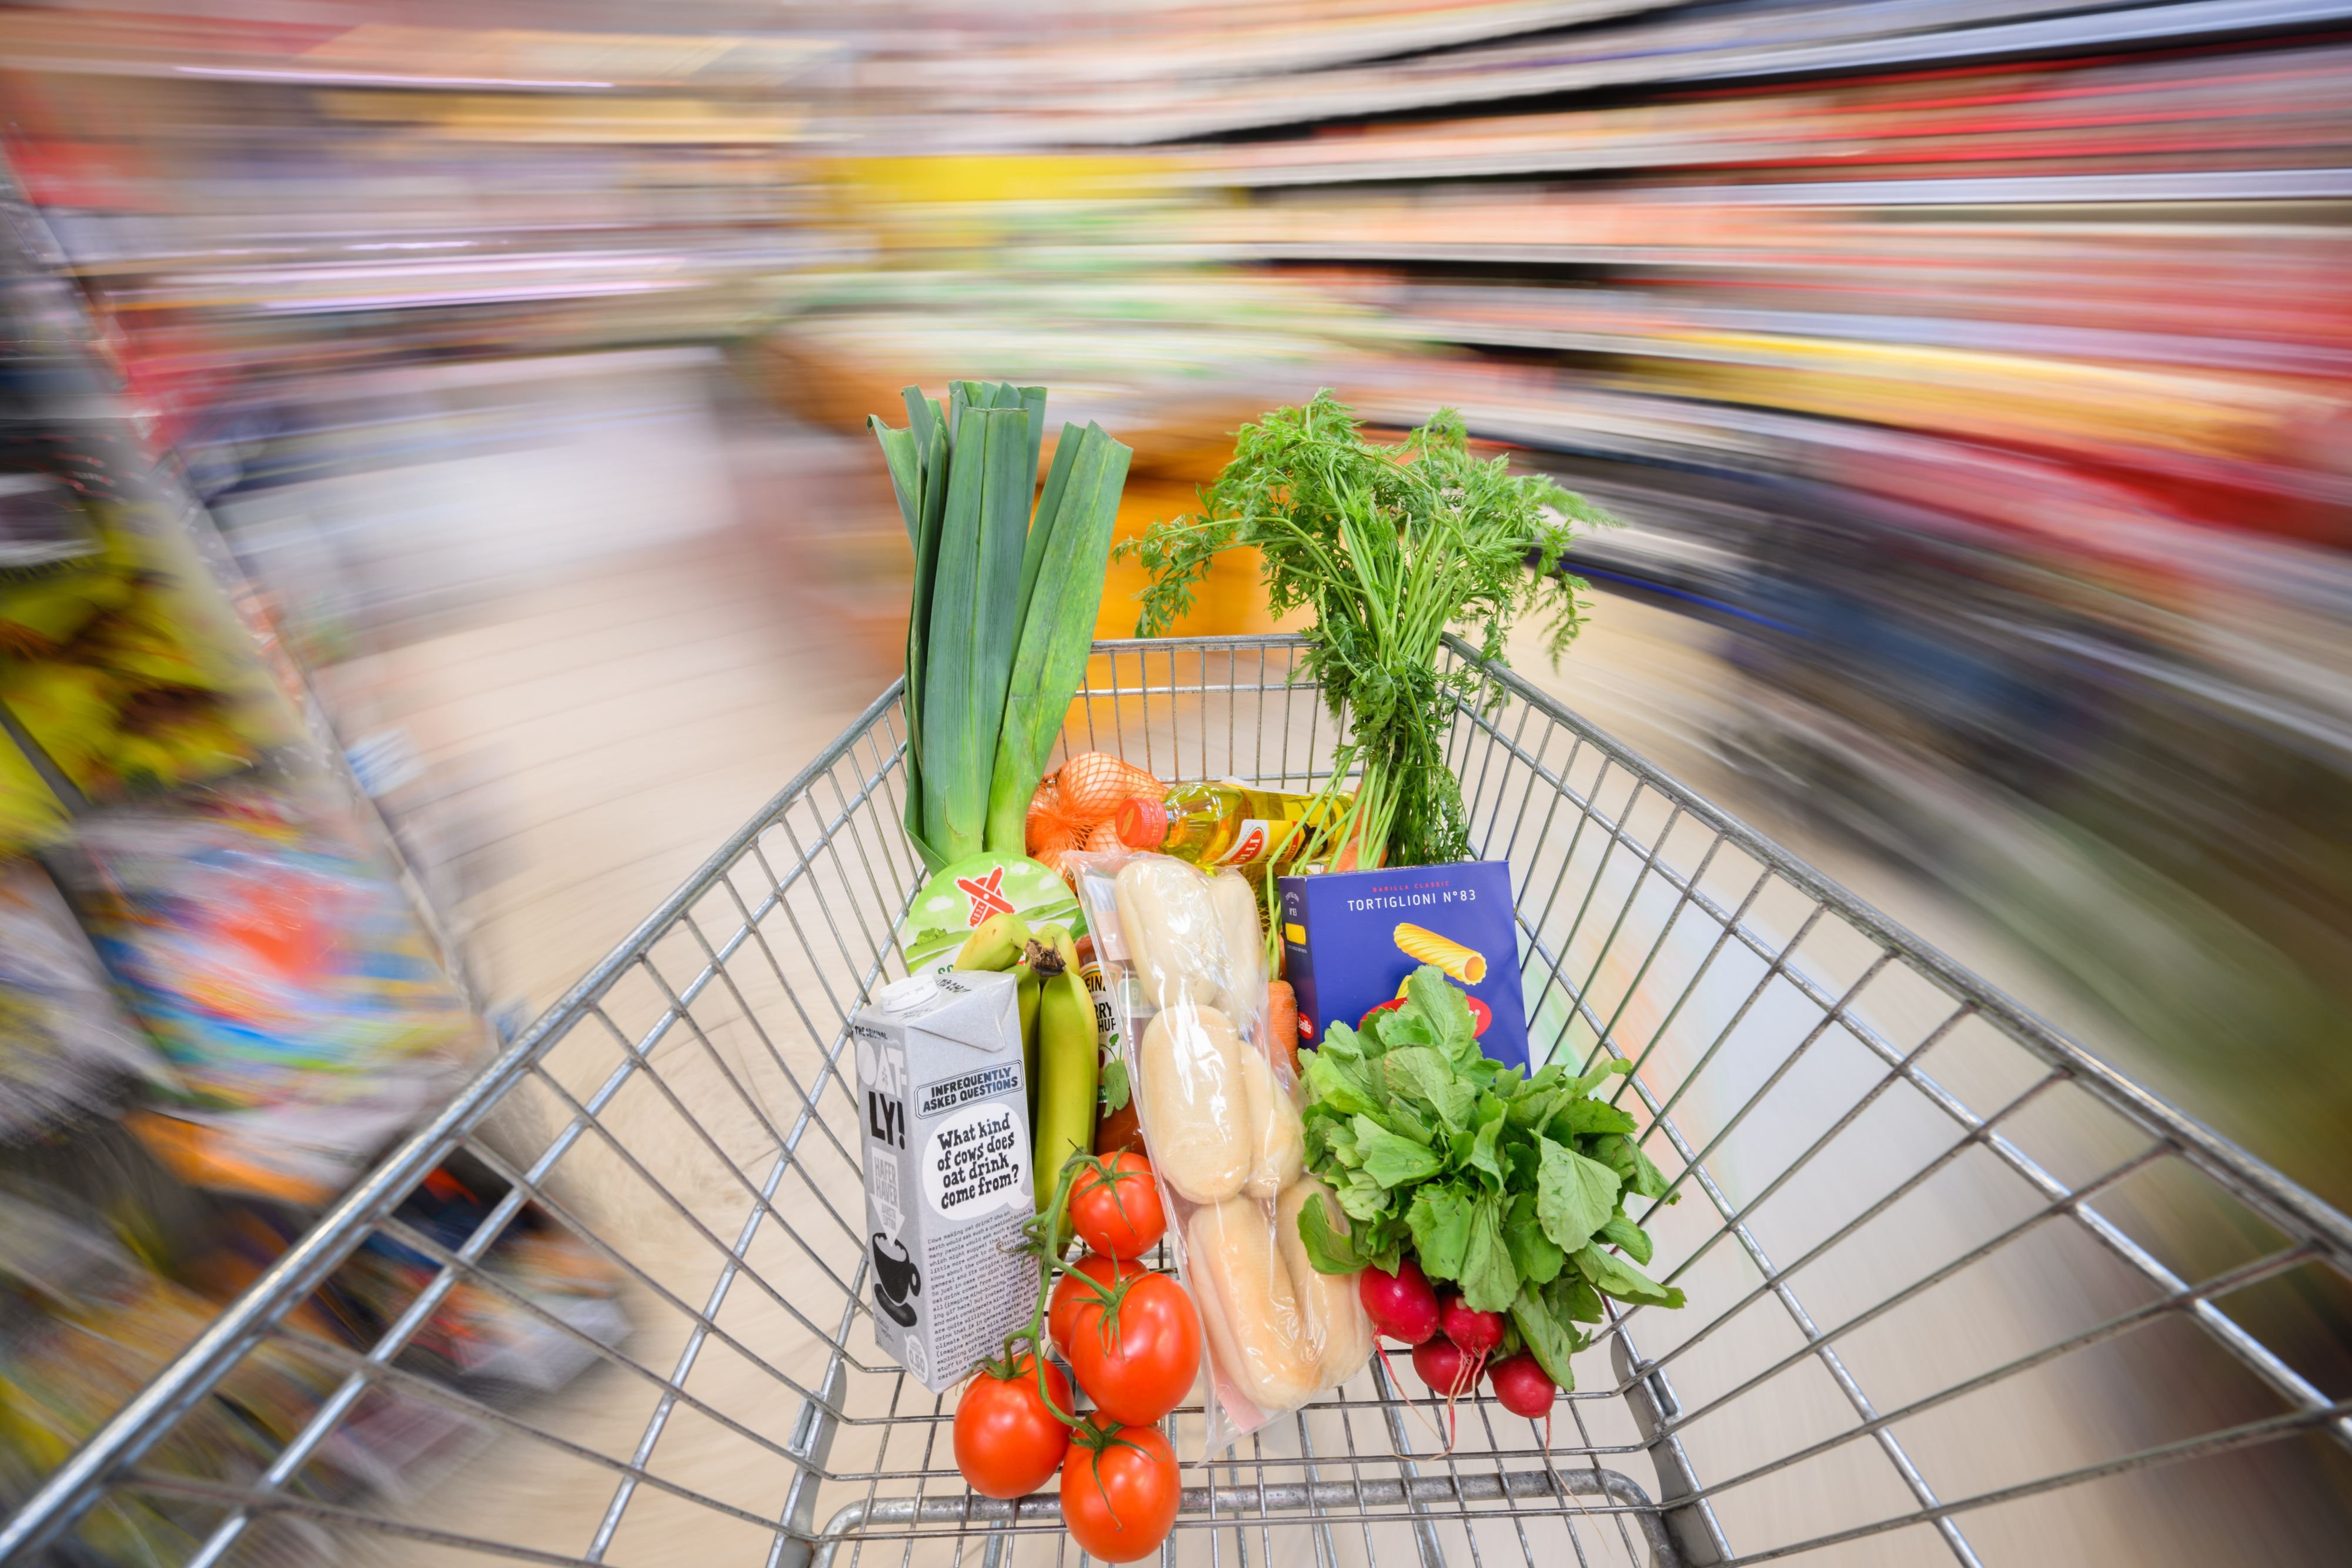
[6,635,2349,1568]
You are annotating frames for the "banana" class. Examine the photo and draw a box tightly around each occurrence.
[1030,923,1079,975]
[1029,932,1099,1212]
[953,910,1031,972]
[1016,957,1041,1126]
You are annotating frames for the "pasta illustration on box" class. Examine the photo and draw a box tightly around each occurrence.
[1392,922,1487,984]
[1278,861,1529,1072]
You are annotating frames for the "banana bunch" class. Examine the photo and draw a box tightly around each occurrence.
[952,910,1098,1212]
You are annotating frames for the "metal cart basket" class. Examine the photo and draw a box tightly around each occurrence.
[9,635,2350,1568]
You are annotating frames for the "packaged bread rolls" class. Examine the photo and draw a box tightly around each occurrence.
[1277,1177,1374,1390]
[1238,1045,1304,1199]
[1070,845,1336,1453]
[1186,1196,1319,1411]
[1112,857,1230,1013]
[1205,871,1267,1018]
[1136,1007,1250,1203]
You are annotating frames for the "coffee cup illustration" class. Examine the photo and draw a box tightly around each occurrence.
[871,1232,921,1327]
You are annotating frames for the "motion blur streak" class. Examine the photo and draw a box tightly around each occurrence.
[0,1,2346,1565]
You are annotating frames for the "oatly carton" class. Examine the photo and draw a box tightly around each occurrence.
[1278,861,1529,1072]
[851,967,1036,1392]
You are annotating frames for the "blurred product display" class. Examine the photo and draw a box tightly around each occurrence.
[0,118,626,1563]
[66,789,476,1203]
[0,862,158,1143]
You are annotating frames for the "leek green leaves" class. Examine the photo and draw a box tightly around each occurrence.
[871,382,1132,870]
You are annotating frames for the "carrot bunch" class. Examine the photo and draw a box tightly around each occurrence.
[1026,751,1162,884]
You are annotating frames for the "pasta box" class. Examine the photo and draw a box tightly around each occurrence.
[1277,861,1529,1072]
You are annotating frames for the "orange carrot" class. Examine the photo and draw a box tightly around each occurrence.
[1267,979,1299,1076]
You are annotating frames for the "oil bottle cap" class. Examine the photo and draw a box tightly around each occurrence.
[1114,794,1167,849]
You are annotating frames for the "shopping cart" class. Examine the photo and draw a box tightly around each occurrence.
[9,635,2349,1568]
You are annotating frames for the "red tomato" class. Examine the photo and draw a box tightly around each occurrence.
[1060,1419,1180,1563]
[1070,1152,1166,1259]
[1050,1254,1145,1358]
[1063,1269,1201,1426]
[953,1355,1073,1500]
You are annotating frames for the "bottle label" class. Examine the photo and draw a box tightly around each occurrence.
[1215,819,1277,866]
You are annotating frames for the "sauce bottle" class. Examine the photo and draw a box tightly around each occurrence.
[1112,781,1350,868]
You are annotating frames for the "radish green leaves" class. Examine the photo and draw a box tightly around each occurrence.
[1294,964,1685,1391]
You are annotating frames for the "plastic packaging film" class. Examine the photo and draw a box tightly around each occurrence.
[1137,1007,1250,1203]
[1073,847,1374,1453]
[1187,1195,1318,1411]
[1206,871,1267,1018]
[1113,855,1231,1014]
[1278,1176,1374,1392]
[1238,1045,1304,1199]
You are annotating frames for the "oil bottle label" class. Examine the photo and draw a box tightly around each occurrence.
[1216,819,1277,865]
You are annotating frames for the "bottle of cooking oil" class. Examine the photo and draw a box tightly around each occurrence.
[1112,780,1351,868]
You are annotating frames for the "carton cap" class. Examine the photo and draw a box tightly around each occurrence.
[909,968,1021,1057]
[878,974,938,1012]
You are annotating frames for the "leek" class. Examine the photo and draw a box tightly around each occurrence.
[873,383,1131,871]
[985,422,1131,853]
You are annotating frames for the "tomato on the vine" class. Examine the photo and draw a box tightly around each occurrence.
[1060,1418,1180,1563]
[1050,1253,1145,1358]
[1069,1152,1165,1259]
[953,1354,1073,1500]
[1061,1268,1200,1426]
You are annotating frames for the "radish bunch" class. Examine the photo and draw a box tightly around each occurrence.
[1359,1258,1558,1450]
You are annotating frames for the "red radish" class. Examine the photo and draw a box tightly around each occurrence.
[1359,1259,1441,1345]
[1411,1336,1479,1398]
[1439,1295,1506,1357]
[1488,1353,1558,1419]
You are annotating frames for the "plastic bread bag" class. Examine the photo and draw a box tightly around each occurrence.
[1070,849,1372,1454]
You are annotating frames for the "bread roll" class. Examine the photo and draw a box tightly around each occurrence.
[1205,871,1267,1019]
[1114,857,1228,1013]
[1187,1196,1319,1411]
[1239,1044,1305,1199]
[1277,1178,1374,1389]
[1137,1007,1250,1203]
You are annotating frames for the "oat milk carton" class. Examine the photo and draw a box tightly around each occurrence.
[851,967,1035,1392]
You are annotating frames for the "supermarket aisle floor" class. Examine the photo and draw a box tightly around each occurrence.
[348,523,891,1565]
[396,535,888,1015]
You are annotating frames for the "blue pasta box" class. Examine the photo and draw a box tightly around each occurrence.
[1277,861,1529,1072]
